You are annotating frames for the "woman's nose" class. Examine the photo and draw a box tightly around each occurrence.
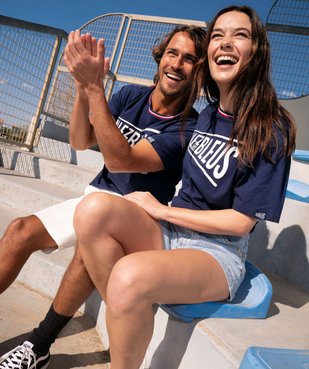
[220,37,233,50]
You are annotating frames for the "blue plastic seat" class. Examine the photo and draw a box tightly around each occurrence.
[239,346,309,369]
[293,149,309,162]
[285,149,309,203]
[286,178,309,203]
[160,260,272,323]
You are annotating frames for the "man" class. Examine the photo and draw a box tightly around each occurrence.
[0,25,206,369]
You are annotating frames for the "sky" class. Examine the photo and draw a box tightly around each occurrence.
[1,0,274,33]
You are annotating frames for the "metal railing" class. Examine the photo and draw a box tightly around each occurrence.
[266,0,309,99]
[0,0,308,153]
[44,14,208,130]
[0,15,67,149]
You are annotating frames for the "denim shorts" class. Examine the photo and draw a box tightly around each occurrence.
[160,221,250,300]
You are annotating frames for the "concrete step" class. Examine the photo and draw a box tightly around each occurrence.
[0,144,101,193]
[32,157,97,194]
[248,197,309,292]
[1,151,308,369]
[145,273,309,369]
[0,203,28,235]
[0,281,109,369]
[35,137,103,173]
[3,236,308,369]
[0,166,81,213]
[1,138,103,173]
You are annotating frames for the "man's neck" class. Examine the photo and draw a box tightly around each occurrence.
[151,88,185,116]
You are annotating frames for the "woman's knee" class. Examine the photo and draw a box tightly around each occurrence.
[107,256,152,316]
[74,193,115,241]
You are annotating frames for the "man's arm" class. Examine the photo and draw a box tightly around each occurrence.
[66,30,164,172]
[87,85,164,173]
[69,87,97,150]
[64,32,97,150]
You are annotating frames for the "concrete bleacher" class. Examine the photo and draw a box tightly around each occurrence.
[0,140,308,369]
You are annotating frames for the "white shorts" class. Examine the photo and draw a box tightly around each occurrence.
[35,185,122,253]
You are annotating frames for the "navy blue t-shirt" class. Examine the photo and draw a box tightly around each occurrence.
[90,85,198,204]
[172,104,291,222]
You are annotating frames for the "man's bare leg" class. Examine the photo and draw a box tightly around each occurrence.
[0,214,95,356]
[0,215,56,293]
[27,245,95,355]
[53,245,95,316]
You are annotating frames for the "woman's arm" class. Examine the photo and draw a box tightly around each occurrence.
[125,191,257,236]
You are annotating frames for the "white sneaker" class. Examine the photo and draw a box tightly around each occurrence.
[0,341,50,369]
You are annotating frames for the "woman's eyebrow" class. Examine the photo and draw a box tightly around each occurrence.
[212,27,251,34]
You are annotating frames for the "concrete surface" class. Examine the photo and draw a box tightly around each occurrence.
[0,282,110,369]
[0,143,308,369]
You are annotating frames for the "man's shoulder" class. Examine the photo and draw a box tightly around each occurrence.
[117,84,154,101]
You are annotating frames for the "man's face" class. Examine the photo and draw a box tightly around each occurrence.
[156,32,198,99]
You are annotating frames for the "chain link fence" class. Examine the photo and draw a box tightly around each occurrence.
[266,0,309,99]
[44,14,208,130]
[0,0,308,154]
[0,16,67,149]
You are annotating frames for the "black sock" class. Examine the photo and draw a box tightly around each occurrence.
[28,304,73,354]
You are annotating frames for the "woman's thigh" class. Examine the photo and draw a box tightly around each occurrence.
[110,248,229,304]
[75,192,164,254]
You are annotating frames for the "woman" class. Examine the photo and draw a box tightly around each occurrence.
[73,6,296,369]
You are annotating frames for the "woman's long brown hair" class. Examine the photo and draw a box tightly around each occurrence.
[203,5,296,167]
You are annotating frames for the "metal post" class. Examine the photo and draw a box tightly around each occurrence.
[26,34,63,150]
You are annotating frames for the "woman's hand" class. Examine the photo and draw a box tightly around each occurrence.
[124,192,167,220]
[126,192,256,236]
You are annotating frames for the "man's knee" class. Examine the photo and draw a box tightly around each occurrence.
[4,215,54,252]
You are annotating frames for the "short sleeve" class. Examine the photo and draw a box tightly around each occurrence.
[108,88,122,119]
[147,117,196,170]
[233,150,291,222]
[108,85,147,119]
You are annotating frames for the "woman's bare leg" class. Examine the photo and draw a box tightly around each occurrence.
[106,249,228,369]
[74,192,229,369]
[74,192,163,300]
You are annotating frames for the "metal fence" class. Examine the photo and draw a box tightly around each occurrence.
[265,0,309,99]
[0,15,67,149]
[0,0,308,152]
[44,14,208,130]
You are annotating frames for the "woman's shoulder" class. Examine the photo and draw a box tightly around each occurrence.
[198,102,218,118]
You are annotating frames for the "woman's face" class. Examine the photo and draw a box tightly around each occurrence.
[207,10,253,92]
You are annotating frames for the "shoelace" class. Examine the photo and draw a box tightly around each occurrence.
[0,344,37,369]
